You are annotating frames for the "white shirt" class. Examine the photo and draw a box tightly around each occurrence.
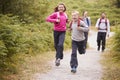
[83,17,91,27]
[95,18,110,34]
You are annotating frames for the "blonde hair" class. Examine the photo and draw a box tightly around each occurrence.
[82,11,88,16]
[72,10,79,15]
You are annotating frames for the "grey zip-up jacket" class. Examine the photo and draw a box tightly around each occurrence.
[71,20,89,41]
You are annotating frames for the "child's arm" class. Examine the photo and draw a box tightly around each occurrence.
[77,21,89,32]
[46,13,58,23]
[67,20,72,32]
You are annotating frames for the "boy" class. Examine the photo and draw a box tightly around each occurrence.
[95,12,110,52]
[69,11,89,73]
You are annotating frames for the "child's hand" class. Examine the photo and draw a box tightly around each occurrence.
[68,28,72,32]
[56,18,60,23]
[77,27,82,30]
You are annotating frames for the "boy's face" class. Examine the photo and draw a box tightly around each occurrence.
[72,13,79,21]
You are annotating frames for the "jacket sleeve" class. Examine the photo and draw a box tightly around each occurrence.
[46,13,57,23]
[107,19,110,34]
[88,17,91,27]
[95,18,100,28]
[79,21,89,32]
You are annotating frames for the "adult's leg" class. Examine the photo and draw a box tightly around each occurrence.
[101,32,106,51]
[70,40,78,68]
[97,32,101,51]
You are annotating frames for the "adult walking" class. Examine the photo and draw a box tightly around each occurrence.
[46,3,68,66]
[95,12,110,52]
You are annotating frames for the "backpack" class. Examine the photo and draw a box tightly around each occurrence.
[69,18,82,29]
[98,18,108,30]
[55,12,68,24]
[86,17,90,26]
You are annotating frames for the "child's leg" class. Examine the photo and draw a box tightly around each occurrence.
[53,31,59,59]
[57,31,66,59]
[84,32,88,49]
[70,40,78,68]
[78,40,85,54]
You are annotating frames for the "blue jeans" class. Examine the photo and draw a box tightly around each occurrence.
[54,31,66,60]
[70,40,85,68]
[84,32,88,49]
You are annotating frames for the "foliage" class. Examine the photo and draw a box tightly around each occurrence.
[0,0,51,26]
[0,14,55,77]
[0,0,120,79]
[102,25,120,80]
[113,25,120,52]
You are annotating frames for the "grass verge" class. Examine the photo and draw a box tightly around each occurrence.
[0,51,54,80]
[101,37,120,80]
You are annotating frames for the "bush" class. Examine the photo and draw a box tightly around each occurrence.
[0,0,120,79]
[113,25,120,52]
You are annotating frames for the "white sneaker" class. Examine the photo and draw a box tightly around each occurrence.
[55,58,61,66]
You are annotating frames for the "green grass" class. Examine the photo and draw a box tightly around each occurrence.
[0,51,54,80]
[101,27,120,80]
[102,51,120,80]
[0,0,120,80]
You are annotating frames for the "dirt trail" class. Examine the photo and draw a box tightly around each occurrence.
[33,30,104,80]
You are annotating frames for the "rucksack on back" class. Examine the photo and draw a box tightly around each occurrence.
[69,18,82,29]
[98,18,107,27]
[86,17,90,26]
[98,18,108,30]
[56,12,68,20]
[56,12,68,24]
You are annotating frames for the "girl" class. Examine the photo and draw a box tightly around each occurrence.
[46,3,68,66]
[82,11,91,51]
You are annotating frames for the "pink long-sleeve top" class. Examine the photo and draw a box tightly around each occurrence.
[46,12,68,31]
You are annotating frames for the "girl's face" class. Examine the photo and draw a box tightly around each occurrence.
[72,13,79,21]
[58,5,65,12]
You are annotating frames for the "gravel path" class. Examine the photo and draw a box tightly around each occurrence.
[33,30,103,80]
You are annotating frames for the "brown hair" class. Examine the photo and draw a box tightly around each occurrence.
[101,12,107,18]
[54,3,66,12]
[101,12,106,15]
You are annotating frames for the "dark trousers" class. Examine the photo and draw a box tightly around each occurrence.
[70,40,85,68]
[97,32,106,50]
[54,31,66,60]
[84,32,88,49]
